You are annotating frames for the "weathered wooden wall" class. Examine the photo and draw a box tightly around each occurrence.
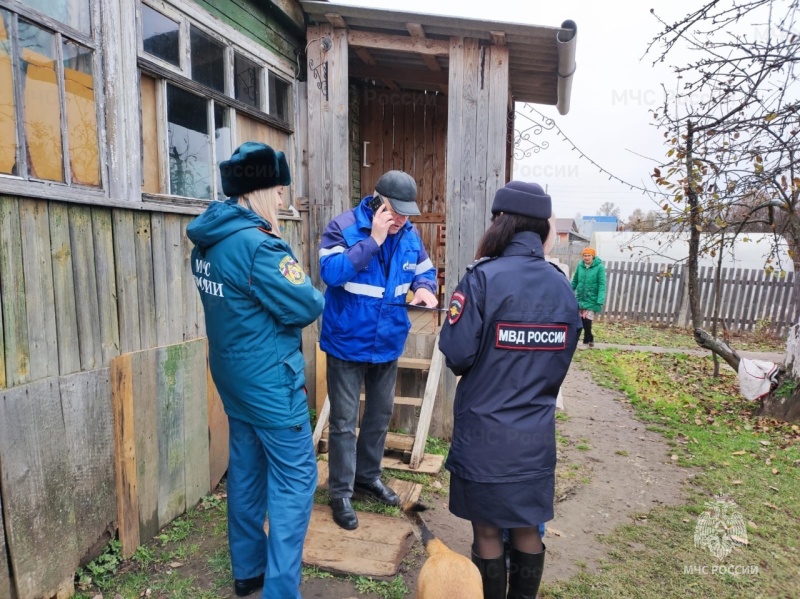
[601,261,794,334]
[0,194,305,598]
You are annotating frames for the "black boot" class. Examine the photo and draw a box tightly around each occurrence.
[507,545,545,599]
[234,574,264,597]
[471,550,507,599]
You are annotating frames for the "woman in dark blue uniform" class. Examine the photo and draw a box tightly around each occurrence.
[439,181,581,599]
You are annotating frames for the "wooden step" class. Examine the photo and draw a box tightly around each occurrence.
[319,429,415,453]
[397,357,431,370]
[360,393,421,407]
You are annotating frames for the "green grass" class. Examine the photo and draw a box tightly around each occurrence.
[593,321,786,352]
[545,349,800,598]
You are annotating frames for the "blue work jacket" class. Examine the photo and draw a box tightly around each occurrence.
[187,199,324,429]
[439,231,581,483]
[319,196,437,363]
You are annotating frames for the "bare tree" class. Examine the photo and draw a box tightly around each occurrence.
[598,201,622,218]
[648,0,800,420]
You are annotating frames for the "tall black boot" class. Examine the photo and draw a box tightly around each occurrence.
[507,545,545,599]
[471,551,507,599]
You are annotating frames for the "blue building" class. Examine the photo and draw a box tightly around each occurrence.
[580,215,620,238]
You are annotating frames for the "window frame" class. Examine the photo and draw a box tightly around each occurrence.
[137,0,295,206]
[0,0,108,199]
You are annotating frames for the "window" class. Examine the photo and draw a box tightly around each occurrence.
[138,1,293,202]
[0,1,101,186]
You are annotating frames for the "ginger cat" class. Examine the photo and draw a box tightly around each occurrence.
[405,504,484,599]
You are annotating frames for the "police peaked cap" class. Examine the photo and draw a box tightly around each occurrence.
[374,170,421,216]
[491,180,552,220]
[219,141,291,197]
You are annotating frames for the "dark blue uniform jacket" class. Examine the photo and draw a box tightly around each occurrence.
[439,231,581,483]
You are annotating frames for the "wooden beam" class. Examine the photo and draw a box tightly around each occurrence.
[406,22,442,73]
[353,47,400,90]
[350,63,448,86]
[355,46,377,65]
[325,12,348,29]
[348,30,450,56]
[490,31,506,46]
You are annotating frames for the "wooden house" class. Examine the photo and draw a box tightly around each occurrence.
[0,0,576,595]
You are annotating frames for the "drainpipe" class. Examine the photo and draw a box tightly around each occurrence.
[556,20,577,115]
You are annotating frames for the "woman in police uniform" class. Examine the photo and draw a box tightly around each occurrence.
[439,181,581,599]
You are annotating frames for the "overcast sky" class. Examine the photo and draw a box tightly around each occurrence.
[331,0,720,220]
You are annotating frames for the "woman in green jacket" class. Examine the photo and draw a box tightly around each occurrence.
[571,248,606,347]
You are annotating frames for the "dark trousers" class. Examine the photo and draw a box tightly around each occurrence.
[581,317,594,344]
[326,355,398,499]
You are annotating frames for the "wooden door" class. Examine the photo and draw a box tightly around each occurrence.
[359,89,447,252]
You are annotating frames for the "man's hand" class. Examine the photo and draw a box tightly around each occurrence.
[409,287,438,308]
[370,204,394,246]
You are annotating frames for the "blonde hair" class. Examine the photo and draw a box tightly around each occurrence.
[238,186,283,236]
[543,211,557,255]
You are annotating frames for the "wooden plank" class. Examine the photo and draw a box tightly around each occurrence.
[164,214,184,345]
[92,208,121,366]
[473,44,490,248]
[485,44,509,224]
[60,369,116,557]
[134,212,157,349]
[156,344,187,528]
[776,272,793,332]
[0,196,29,386]
[0,378,78,599]
[410,338,444,469]
[112,209,141,354]
[183,339,211,506]
[150,213,170,346]
[313,395,331,452]
[49,203,81,375]
[207,346,229,490]
[388,478,423,510]
[382,452,444,474]
[315,343,327,415]
[458,38,480,273]
[385,431,415,452]
[111,352,141,556]
[347,30,450,56]
[68,205,102,371]
[131,348,160,545]
[398,356,432,370]
[0,489,12,599]
[360,393,421,407]
[317,458,330,489]
[181,216,199,341]
[330,26,350,217]
[303,505,414,577]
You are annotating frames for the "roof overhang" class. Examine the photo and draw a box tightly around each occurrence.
[300,1,577,114]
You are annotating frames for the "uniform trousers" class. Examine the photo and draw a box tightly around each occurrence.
[326,355,398,498]
[226,417,316,599]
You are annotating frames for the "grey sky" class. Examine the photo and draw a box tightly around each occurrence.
[331,0,719,220]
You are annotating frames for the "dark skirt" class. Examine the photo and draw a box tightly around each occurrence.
[449,473,554,528]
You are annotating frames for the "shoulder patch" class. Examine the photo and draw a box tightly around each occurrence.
[466,256,496,272]
[447,291,466,325]
[279,255,306,285]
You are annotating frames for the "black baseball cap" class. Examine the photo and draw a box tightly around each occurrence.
[374,170,420,216]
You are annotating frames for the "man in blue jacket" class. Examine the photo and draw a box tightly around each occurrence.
[319,170,438,529]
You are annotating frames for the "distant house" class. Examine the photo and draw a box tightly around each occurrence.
[580,215,619,237]
[555,218,589,243]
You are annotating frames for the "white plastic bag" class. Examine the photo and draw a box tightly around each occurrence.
[738,358,779,401]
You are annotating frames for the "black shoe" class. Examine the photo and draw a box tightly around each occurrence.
[234,574,264,597]
[331,498,359,530]
[353,478,400,506]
